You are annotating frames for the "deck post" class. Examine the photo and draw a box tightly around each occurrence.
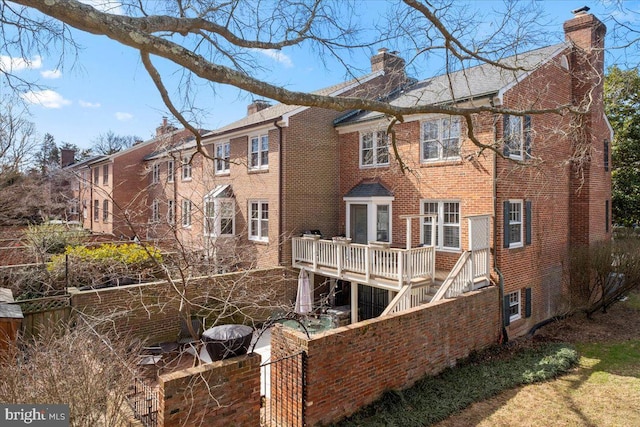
[405,217,411,250]
[312,240,318,270]
[351,282,358,324]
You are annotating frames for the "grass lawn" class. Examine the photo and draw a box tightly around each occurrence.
[434,340,640,427]
[337,291,640,427]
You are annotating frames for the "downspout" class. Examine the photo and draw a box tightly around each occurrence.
[491,99,509,344]
[275,119,284,266]
[90,168,94,231]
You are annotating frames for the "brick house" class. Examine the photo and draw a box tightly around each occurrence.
[66,119,201,239]
[143,50,409,270]
[291,10,611,337]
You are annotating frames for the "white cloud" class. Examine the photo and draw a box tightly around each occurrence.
[115,112,133,121]
[254,49,293,68]
[41,69,62,79]
[80,0,124,14]
[20,90,71,109]
[79,100,101,108]
[0,55,42,72]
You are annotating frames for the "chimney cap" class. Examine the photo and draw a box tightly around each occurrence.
[571,6,590,15]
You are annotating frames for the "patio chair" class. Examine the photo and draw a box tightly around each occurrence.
[178,317,202,346]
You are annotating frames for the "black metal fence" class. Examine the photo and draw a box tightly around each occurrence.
[127,378,159,427]
[261,351,306,427]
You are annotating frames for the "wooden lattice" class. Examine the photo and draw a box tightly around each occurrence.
[14,295,71,315]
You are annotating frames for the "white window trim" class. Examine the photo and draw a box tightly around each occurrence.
[359,131,389,168]
[167,199,175,224]
[420,116,461,163]
[182,156,193,181]
[343,196,394,243]
[506,115,525,161]
[420,200,461,252]
[151,199,160,223]
[248,200,269,242]
[182,199,192,228]
[508,199,523,249]
[508,290,521,322]
[215,142,231,174]
[204,197,235,237]
[102,199,109,222]
[102,164,109,185]
[167,159,174,183]
[152,163,160,184]
[249,134,269,170]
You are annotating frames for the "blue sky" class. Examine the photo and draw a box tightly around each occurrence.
[3,0,638,150]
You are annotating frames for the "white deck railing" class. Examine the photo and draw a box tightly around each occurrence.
[292,237,435,286]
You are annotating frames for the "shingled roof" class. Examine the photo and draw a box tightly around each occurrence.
[204,69,386,137]
[335,43,568,126]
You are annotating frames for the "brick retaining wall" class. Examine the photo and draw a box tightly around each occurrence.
[70,267,294,343]
[159,352,261,426]
[271,286,500,426]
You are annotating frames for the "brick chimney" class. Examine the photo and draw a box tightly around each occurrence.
[60,148,75,168]
[564,8,611,247]
[156,116,178,136]
[563,6,606,52]
[370,48,407,90]
[247,100,271,116]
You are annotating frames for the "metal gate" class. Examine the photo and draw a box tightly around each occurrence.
[127,378,159,427]
[261,351,306,427]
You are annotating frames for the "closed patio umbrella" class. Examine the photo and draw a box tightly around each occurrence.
[295,268,313,315]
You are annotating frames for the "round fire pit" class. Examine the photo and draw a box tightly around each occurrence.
[201,324,253,361]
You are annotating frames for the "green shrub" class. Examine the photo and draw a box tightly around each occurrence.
[48,243,163,287]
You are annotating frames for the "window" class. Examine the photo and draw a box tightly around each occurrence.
[182,199,192,227]
[507,290,521,322]
[360,131,389,167]
[152,163,160,184]
[102,200,109,221]
[503,200,532,248]
[93,168,99,185]
[604,139,609,171]
[151,199,160,223]
[70,199,78,214]
[103,164,109,185]
[167,200,175,224]
[605,200,610,233]
[215,142,230,174]
[376,205,390,242]
[93,199,99,221]
[167,159,174,183]
[421,201,460,250]
[250,135,269,169]
[182,156,192,181]
[249,201,268,241]
[508,201,522,247]
[503,115,531,159]
[421,117,461,161]
[205,198,235,237]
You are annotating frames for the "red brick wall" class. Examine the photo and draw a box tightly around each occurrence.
[338,114,495,271]
[70,267,294,344]
[271,287,500,426]
[495,50,575,335]
[159,353,261,427]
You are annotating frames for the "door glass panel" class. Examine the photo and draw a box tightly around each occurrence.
[350,204,368,244]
